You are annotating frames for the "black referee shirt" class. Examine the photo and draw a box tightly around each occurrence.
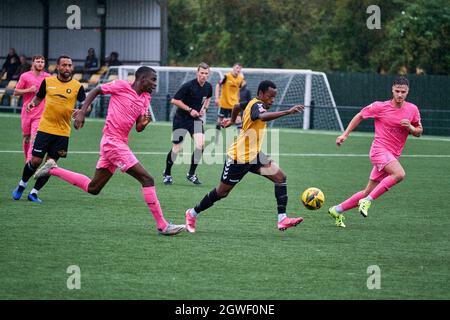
[173,79,212,120]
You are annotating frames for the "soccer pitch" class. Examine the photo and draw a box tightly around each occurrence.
[1,114,449,300]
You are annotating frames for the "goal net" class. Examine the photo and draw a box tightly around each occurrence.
[105,66,344,131]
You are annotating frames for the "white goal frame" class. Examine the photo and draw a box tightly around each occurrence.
[107,66,344,131]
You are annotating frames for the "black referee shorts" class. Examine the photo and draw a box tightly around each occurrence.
[172,118,204,144]
[32,131,69,160]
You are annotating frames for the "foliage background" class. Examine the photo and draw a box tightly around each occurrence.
[168,0,450,75]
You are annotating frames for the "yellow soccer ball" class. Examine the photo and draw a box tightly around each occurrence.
[301,187,325,210]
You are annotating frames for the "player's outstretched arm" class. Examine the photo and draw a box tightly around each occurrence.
[14,85,36,96]
[199,97,211,116]
[26,79,46,112]
[215,82,221,106]
[171,98,200,118]
[222,103,246,128]
[400,119,423,137]
[74,86,102,130]
[26,95,43,112]
[258,104,304,122]
[136,111,152,132]
[336,112,363,146]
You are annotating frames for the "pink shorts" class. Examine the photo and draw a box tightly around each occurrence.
[369,149,397,182]
[96,137,139,174]
[21,115,40,137]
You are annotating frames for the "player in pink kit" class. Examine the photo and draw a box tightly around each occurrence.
[34,66,185,236]
[328,76,423,227]
[13,55,50,161]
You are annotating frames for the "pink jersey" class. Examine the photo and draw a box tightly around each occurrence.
[15,70,50,118]
[361,100,421,158]
[100,80,151,143]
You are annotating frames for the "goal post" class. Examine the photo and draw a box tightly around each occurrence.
[105,66,344,131]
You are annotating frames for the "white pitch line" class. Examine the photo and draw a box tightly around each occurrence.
[1,113,450,142]
[0,150,449,158]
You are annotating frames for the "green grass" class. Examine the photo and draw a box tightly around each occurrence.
[1,114,449,299]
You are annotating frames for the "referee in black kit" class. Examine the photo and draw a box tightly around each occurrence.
[163,62,212,185]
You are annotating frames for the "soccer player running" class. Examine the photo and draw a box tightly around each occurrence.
[12,55,85,203]
[13,55,50,162]
[214,63,245,143]
[163,62,212,185]
[328,76,423,228]
[184,80,305,233]
[33,66,185,236]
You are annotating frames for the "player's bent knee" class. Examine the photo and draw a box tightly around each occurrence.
[141,175,155,187]
[395,172,406,182]
[195,144,205,151]
[273,172,286,184]
[30,158,43,167]
[172,145,182,154]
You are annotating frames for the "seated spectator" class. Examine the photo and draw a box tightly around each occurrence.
[12,55,31,80]
[82,48,100,81]
[106,51,122,67]
[1,48,21,81]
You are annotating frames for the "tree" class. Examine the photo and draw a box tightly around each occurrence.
[168,0,450,74]
[377,0,450,74]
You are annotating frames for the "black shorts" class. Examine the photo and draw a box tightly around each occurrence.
[32,131,69,160]
[218,107,232,118]
[172,117,204,144]
[220,153,271,185]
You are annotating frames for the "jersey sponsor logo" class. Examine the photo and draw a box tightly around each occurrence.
[387,127,405,134]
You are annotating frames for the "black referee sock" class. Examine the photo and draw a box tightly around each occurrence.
[164,150,177,176]
[188,148,203,175]
[275,182,288,214]
[194,188,220,213]
[21,161,38,183]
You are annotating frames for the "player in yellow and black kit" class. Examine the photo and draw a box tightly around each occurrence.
[214,63,245,142]
[12,55,85,203]
[184,80,306,233]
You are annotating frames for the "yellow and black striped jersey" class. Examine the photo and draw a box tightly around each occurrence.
[218,72,245,109]
[227,98,268,163]
[36,76,85,137]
